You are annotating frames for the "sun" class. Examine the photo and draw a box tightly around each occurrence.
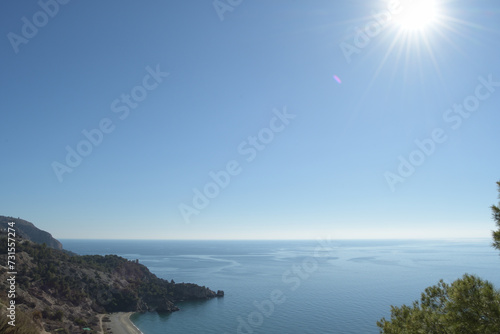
[393,0,438,32]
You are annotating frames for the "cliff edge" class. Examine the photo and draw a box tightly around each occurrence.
[0,217,223,333]
[0,216,62,250]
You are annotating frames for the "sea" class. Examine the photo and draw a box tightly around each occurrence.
[60,239,500,334]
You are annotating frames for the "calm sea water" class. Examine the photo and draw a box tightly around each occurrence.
[61,239,500,334]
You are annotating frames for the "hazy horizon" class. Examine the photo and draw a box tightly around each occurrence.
[56,237,492,241]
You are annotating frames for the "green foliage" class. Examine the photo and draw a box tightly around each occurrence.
[377,275,500,333]
[42,308,64,321]
[74,318,87,327]
[379,181,500,332]
[492,181,500,251]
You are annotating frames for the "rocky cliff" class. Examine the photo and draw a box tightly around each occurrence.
[0,216,62,250]
[0,219,223,333]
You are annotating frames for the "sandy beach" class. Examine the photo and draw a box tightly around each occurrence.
[101,312,143,334]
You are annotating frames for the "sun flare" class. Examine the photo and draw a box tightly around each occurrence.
[393,0,438,32]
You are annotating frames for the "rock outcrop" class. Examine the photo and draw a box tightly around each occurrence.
[0,216,62,250]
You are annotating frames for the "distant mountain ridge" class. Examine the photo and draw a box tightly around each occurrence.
[0,216,62,250]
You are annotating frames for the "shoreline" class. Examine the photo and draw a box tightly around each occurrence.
[128,313,144,334]
[103,312,143,334]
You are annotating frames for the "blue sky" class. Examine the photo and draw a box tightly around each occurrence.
[1,0,499,239]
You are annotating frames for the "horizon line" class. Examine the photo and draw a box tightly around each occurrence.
[57,237,491,241]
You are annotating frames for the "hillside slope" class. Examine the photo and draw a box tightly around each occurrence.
[0,232,223,333]
[0,216,62,250]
